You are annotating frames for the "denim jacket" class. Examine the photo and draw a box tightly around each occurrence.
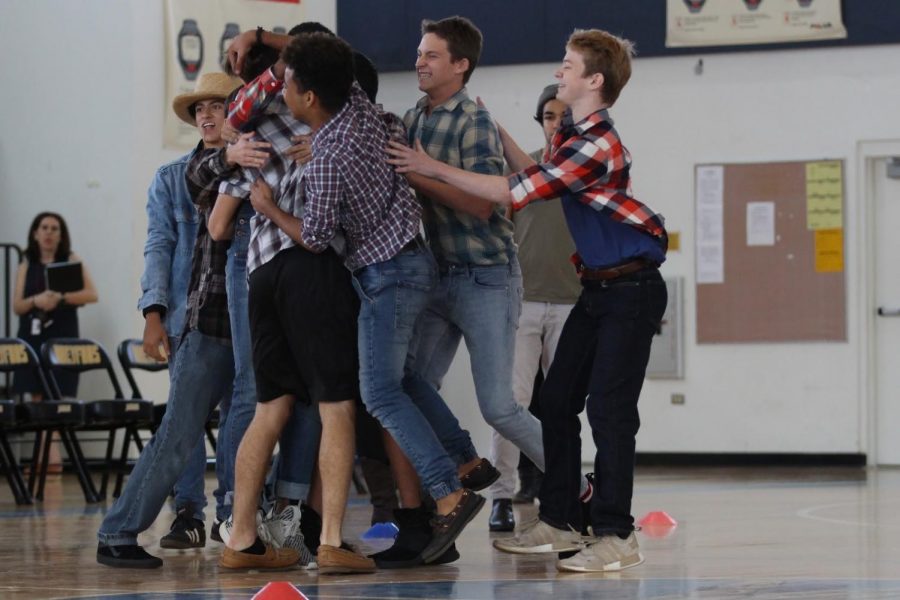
[137,151,200,338]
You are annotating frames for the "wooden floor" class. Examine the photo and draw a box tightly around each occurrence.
[2,466,900,599]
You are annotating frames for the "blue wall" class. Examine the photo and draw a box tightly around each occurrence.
[337,0,900,72]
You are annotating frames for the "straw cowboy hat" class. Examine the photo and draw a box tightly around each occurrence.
[172,72,242,126]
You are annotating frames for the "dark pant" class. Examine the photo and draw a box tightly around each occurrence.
[538,268,667,536]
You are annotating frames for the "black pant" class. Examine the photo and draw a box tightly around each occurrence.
[538,268,666,536]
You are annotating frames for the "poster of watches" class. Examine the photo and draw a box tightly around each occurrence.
[164,0,304,148]
[666,0,846,48]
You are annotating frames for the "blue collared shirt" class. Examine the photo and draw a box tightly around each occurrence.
[561,195,665,269]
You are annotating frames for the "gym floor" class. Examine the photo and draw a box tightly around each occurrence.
[2,466,899,599]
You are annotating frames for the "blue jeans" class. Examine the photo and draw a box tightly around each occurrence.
[352,246,461,500]
[98,330,234,545]
[538,269,667,535]
[168,334,210,520]
[273,399,322,501]
[213,203,258,522]
[406,259,542,469]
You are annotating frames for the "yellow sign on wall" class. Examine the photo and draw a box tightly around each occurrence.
[806,161,843,230]
[814,229,843,273]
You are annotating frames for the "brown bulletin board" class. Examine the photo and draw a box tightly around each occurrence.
[695,160,846,343]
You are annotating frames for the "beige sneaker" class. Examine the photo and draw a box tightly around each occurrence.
[493,517,583,554]
[556,532,644,572]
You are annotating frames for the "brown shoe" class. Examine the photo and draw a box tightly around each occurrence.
[317,544,376,575]
[218,543,299,570]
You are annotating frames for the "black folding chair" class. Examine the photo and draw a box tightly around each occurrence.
[117,338,219,451]
[0,397,29,505]
[41,338,154,500]
[0,338,94,504]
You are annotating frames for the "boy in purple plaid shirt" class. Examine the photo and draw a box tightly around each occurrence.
[222,32,486,572]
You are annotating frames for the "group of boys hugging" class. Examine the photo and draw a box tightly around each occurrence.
[94,15,667,576]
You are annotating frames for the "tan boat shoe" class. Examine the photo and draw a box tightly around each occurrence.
[218,543,299,570]
[317,544,376,575]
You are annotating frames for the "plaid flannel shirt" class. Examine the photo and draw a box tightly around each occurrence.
[222,90,312,274]
[183,142,236,342]
[508,109,666,239]
[227,67,282,132]
[403,88,514,267]
[301,83,420,272]
[226,69,348,273]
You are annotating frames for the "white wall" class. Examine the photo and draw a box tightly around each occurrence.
[2,1,897,459]
[379,45,900,458]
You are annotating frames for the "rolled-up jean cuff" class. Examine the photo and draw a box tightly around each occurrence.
[427,478,462,501]
[97,532,137,546]
[450,447,479,467]
[275,480,310,503]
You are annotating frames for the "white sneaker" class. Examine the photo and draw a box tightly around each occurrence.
[556,532,644,572]
[493,517,583,554]
[219,509,274,547]
[262,505,315,568]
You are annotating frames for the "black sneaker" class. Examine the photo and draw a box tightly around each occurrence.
[421,489,485,564]
[97,543,163,569]
[432,543,460,565]
[210,519,223,543]
[372,507,462,569]
[160,506,206,549]
[372,506,431,569]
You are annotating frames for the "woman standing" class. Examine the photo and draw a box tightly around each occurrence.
[12,212,98,472]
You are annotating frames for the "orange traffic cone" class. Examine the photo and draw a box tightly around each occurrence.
[252,582,308,599]
[638,511,678,539]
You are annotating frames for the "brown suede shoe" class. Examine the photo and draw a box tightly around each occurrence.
[218,544,299,570]
[317,544,376,575]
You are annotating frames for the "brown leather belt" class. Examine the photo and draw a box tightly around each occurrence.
[578,258,651,281]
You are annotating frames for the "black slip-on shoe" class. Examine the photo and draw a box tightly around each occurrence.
[459,458,500,491]
[489,498,516,532]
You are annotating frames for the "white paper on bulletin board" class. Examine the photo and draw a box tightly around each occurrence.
[164,0,305,149]
[746,201,775,246]
[696,165,725,284]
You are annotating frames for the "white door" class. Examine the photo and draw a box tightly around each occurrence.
[873,156,900,464]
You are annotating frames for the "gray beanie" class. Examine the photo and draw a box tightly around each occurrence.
[534,84,559,123]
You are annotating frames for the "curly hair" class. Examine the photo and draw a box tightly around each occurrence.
[281,33,354,113]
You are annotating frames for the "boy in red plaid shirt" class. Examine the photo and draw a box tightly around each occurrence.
[388,28,667,572]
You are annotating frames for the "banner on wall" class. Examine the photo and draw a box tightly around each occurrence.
[164,0,304,148]
[666,0,846,48]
